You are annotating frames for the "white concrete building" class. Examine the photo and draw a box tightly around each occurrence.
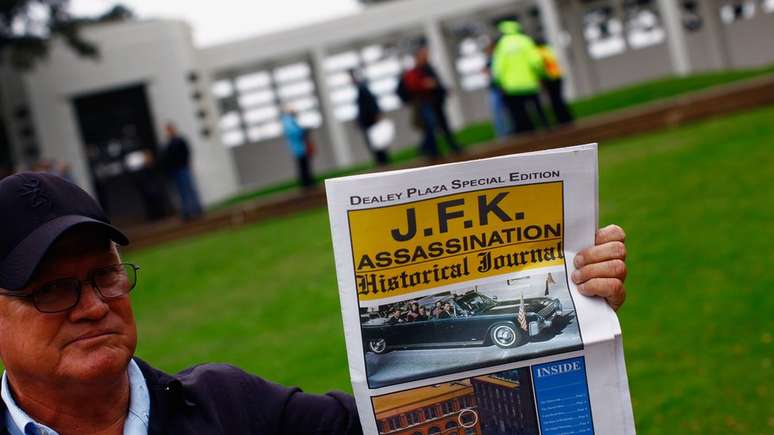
[1,0,773,223]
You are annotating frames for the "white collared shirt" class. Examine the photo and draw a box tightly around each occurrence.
[1,359,150,435]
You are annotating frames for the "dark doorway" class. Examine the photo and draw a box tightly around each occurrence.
[0,118,13,181]
[73,83,172,224]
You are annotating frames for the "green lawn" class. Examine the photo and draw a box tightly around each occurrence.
[127,105,773,434]
[213,65,774,209]
[570,64,774,118]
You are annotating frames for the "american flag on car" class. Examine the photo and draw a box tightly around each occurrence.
[518,291,528,331]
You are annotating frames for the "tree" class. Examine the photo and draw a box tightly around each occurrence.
[0,0,135,70]
[0,1,134,170]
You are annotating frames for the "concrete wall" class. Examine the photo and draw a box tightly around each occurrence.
[592,44,674,91]
[230,107,424,190]
[552,0,774,94]
[725,9,774,68]
[231,129,335,189]
[686,30,720,73]
[21,20,238,205]
[0,67,31,165]
[459,89,493,124]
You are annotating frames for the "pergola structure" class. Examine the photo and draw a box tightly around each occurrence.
[1,0,772,222]
[198,0,773,189]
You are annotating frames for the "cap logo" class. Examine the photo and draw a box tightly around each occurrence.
[19,178,51,210]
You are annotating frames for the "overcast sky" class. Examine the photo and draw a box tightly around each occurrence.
[69,0,363,47]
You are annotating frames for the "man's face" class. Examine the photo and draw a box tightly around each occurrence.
[0,228,137,388]
[165,124,177,139]
[415,48,429,66]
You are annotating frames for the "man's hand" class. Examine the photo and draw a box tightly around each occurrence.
[572,225,627,311]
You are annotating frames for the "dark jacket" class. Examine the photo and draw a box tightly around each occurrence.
[355,83,381,130]
[162,136,191,172]
[400,64,447,105]
[0,358,363,435]
[398,64,448,129]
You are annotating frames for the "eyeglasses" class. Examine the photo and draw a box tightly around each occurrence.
[0,263,140,313]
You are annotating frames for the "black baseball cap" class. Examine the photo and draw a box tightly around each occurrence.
[0,172,129,291]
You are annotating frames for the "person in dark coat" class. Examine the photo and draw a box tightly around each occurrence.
[161,123,203,220]
[398,46,462,159]
[536,38,575,125]
[0,173,360,435]
[350,69,389,165]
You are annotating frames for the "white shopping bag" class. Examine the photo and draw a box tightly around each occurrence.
[367,119,395,151]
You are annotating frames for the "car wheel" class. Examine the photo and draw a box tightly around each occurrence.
[489,323,523,348]
[368,338,387,354]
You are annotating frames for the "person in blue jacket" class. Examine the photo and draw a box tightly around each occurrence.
[281,109,314,188]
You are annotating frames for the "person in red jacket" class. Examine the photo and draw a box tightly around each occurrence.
[398,46,462,159]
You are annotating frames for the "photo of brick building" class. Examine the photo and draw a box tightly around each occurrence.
[373,380,481,434]
[373,366,539,435]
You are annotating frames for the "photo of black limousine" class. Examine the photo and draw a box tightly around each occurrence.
[360,271,583,389]
[362,291,564,354]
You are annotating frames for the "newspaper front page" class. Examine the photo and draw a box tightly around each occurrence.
[326,144,636,434]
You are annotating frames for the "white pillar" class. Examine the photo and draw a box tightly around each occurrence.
[193,72,240,203]
[424,18,466,129]
[657,0,692,75]
[611,0,630,50]
[311,46,353,167]
[564,0,598,96]
[700,0,731,70]
[0,67,23,167]
[537,0,578,99]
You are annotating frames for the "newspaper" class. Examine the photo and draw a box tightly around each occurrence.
[325,144,636,435]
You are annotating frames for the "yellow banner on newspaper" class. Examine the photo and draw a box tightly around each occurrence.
[348,182,564,302]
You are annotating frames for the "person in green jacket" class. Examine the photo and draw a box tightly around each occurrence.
[492,20,550,134]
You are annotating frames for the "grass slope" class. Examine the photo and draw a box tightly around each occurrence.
[127,105,774,434]
[598,107,773,434]
[571,64,774,118]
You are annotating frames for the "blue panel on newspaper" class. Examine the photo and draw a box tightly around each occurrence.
[532,356,594,434]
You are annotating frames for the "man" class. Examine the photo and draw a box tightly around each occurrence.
[350,69,389,166]
[416,307,429,322]
[398,46,462,158]
[485,41,511,137]
[439,302,455,319]
[386,309,403,325]
[0,173,627,434]
[281,109,315,189]
[121,125,169,221]
[0,173,355,434]
[535,38,575,125]
[431,300,445,319]
[492,21,550,134]
[161,123,203,220]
